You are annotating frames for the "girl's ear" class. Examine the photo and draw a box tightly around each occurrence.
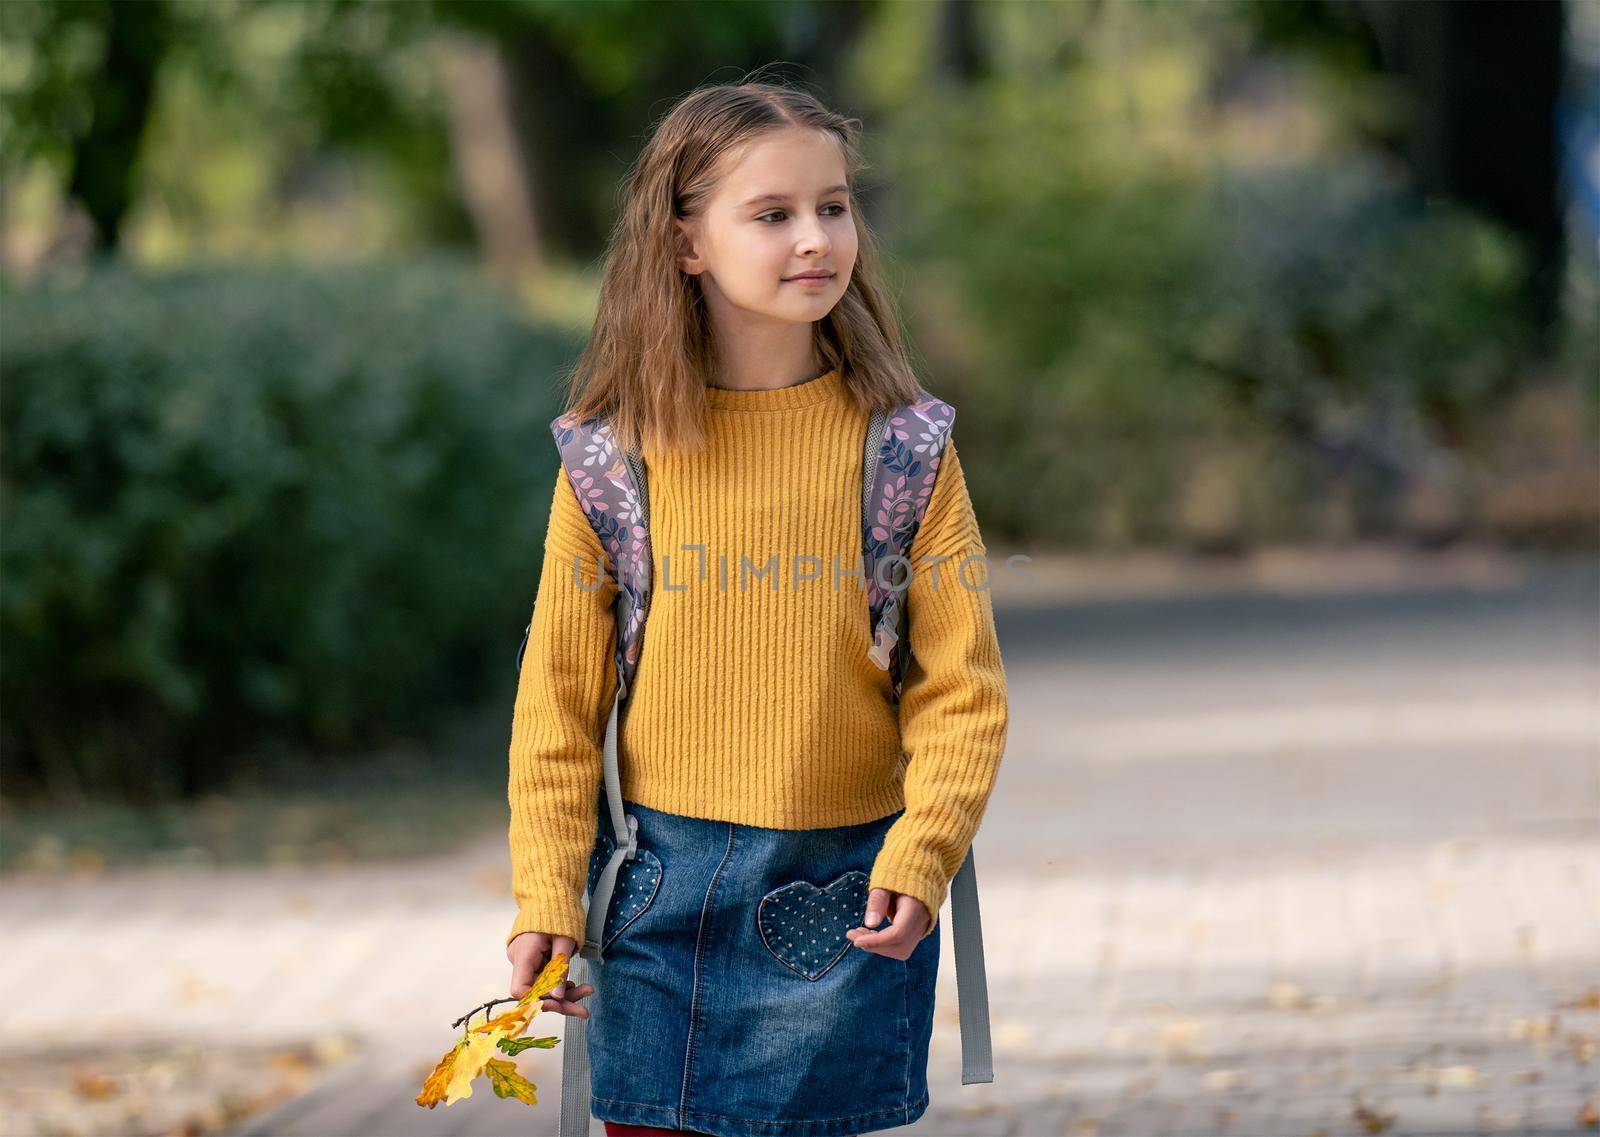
[674,218,704,276]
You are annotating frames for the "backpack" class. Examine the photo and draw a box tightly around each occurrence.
[520,390,995,1137]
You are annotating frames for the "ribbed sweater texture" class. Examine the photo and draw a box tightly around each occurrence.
[506,366,1009,946]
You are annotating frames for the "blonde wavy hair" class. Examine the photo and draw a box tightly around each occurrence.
[556,71,925,456]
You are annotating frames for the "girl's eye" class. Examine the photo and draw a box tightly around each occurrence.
[758,204,849,224]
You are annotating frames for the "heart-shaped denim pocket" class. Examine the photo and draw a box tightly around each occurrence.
[757,869,872,981]
[585,832,662,953]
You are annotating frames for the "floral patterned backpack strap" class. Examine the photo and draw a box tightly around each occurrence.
[548,412,653,703]
[861,392,955,703]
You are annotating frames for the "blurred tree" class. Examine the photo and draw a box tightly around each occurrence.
[1,0,880,273]
[1355,0,1565,340]
[0,0,181,254]
[936,0,989,84]
[1243,0,1567,342]
[65,0,172,251]
[440,0,876,268]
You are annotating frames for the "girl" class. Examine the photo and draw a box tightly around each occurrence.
[504,75,1008,1137]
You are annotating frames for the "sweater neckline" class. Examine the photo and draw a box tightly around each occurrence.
[704,367,842,411]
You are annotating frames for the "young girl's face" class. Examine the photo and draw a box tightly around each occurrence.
[676,126,857,327]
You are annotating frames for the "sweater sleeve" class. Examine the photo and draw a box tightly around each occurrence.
[506,464,620,948]
[867,439,1009,940]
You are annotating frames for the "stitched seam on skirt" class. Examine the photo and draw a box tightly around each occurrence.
[592,1095,680,1111]
[680,821,738,1130]
[595,1093,931,1128]
[684,1096,930,1126]
[900,952,911,1117]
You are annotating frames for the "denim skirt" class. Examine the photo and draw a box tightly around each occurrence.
[581,796,941,1136]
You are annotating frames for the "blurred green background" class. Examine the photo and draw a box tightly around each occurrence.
[2,0,1596,856]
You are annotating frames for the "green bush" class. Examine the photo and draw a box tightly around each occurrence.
[1,258,577,804]
[881,80,1218,547]
[1181,160,1536,536]
[884,83,1553,548]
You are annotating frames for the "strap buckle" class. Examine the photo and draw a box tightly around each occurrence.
[866,623,897,669]
[867,591,903,670]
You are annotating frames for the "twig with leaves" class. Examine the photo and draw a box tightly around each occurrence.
[415,952,570,1109]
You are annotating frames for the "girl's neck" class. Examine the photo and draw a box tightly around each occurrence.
[706,330,826,392]
[706,363,831,392]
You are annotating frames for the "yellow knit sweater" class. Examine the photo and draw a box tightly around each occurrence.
[506,366,1008,947]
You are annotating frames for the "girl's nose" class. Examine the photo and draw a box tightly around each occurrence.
[796,225,831,256]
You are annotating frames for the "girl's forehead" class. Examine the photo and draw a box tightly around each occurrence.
[709,131,849,196]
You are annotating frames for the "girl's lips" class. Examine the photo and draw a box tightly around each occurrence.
[784,273,835,284]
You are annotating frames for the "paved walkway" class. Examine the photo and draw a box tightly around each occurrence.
[3,547,1596,1136]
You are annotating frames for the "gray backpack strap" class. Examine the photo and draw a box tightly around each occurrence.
[948,849,993,1082]
[862,396,994,1085]
[560,695,630,1137]
[546,412,653,1137]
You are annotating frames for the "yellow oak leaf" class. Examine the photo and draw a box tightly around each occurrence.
[477,1005,532,1037]
[525,952,571,1003]
[416,1040,466,1109]
[444,1026,510,1104]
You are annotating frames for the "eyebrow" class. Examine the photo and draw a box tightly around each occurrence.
[740,184,850,207]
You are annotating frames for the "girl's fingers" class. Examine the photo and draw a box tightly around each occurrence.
[847,927,903,952]
[540,982,595,1016]
[848,919,919,959]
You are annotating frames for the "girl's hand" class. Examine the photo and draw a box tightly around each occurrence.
[506,931,594,1017]
[845,888,931,960]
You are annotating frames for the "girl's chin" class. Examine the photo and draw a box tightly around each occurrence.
[779,287,837,304]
